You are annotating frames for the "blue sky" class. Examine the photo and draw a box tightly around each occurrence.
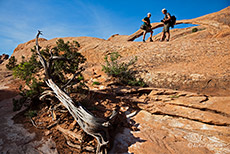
[0,0,229,56]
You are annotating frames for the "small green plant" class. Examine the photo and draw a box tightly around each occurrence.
[78,76,84,81]
[25,110,37,118]
[12,98,26,111]
[6,56,17,70]
[92,81,100,85]
[192,28,198,33]
[170,95,180,99]
[102,52,145,86]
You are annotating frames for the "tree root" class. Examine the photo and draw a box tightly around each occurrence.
[56,125,82,142]
[63,133,95,152]
[47,119,60,129]
[30,117,45,129]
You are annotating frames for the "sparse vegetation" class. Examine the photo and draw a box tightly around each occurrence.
[102,52,146,86]
[7,39,85,111]
[25,110,37,118]
[6,56,17,70]
[192,28,198,33]
[170,95,180,99]
[92,81,100,85]
[192,27,206,33]
[12,97,25,111]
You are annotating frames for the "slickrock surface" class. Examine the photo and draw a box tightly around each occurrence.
[5,7,230,95]
[0,6,229,154]
[110,87,230,154]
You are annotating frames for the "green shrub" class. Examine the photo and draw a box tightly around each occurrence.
[6,56,17,70]
[170,95,180,99]
[12,98,26,111]
[92,81,100,85]
[25,110,37,118]
[192,28,198,33]
[11,39,85,111]
[48,39,86,86]
[102,52,145,87]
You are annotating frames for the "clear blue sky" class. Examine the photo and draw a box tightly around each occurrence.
[0,0,229,56]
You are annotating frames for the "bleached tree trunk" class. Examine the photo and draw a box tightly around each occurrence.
[35,31,114,154]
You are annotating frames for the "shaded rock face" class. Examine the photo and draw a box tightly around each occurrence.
[0,54,9,64]
[111,87,230,154]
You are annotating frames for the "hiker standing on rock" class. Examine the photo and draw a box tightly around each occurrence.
[141,13,153,42]
[160,8,171,42]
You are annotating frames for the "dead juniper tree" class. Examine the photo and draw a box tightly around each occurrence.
[35,31,118,154]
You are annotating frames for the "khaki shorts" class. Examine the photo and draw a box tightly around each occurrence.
[163,23,170,33]
[145,26,152,32]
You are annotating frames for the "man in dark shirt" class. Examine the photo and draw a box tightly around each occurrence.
[142,13,153,42]
[160,8,171,41]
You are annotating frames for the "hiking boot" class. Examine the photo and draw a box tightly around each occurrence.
[150,38,153,42]
[166,39,169,42]
[143,39,145,42]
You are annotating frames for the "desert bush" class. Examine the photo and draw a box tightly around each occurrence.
[92,81,100,85]
[11,39,85,111]
[47,39,85,87]
[102,52,145,86]
[12,97,26,111]
[6,56,17,70]
[25,110,37,118]
[192,27,198,33]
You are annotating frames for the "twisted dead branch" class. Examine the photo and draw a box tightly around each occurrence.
[35,31,117,154]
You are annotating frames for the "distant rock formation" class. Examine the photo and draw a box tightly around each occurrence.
[0,54,9,64]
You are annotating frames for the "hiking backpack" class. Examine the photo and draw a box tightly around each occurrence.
[170,15,176,28]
